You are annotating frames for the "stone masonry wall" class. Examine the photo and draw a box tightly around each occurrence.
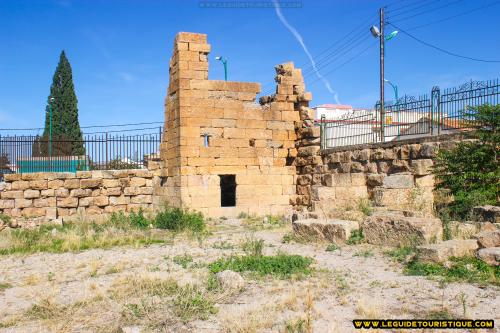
[158,32,313,217]
[295,133,467,217]
[0,169,160,223]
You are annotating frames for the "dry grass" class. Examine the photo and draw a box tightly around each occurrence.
[220,305,278,333]
[355,298,381,319]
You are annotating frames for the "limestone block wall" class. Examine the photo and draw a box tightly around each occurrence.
[295,134,467,217]
[159,32,314,217]
[0,169,160,222]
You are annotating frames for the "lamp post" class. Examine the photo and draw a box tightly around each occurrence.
[215,56,228,81]
[384,79,398,102]
[370,10,398,142]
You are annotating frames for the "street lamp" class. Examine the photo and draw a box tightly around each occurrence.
[215,56,228,81]
[370,8,398,142]
[384,79,398,102]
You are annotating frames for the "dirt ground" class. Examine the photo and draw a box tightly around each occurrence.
[0,218,498,333]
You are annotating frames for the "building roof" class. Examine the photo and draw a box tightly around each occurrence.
[313,104,353,110]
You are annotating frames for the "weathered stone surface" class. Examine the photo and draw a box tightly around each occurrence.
[410,159,433,176]
[24,190,40,199]
[417,239,478,263]
[366,174,384,187]
[362,214,442,247]
[215,270,245,291]
[476,247,500,266]
[80,178,102,188]
[447,221,478,240]
[472,205,500,223]
[57,197,78,208]
[473,230,500,248]
[383,174,414,189]
[292,218,359,244]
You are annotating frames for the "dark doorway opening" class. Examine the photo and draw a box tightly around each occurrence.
[220,175,236,207]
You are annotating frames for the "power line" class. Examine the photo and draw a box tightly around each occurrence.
[401,0,500,31]
[389,23,500,63]
[0,121,164,132]
[386,0,438,15]
[388,0,465,23]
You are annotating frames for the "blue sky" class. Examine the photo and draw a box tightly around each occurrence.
[0,0,499,132]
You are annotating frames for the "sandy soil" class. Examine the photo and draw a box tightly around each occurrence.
[0,218,498,333]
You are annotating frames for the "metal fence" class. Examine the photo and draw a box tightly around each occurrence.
[320,78,500,149]
[0,128,162,179]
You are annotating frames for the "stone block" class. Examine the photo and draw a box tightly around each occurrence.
[382,174,414,189]
[415,175,434,187]
[40,189,55,197]
[1,191,23,199]
[417,239,479,263]
[21,207,46,218]
[24,190,40,199]
[29,180,48,190]
[48,179,64,189]
[0,199,15,209]
[473,230,500,248]
[79,197,93,207]
[292,219,359,244]
[410,159,434,176]
[76,171,92,179]
[476,247,500,266]
[64,179,80,189]
[14,198,31,208]
[130,195,153,204]
[366,174,384,187]
[103,187,122,196]
[102,179,121,188]
[80,178,102,188]
[109,196,130,206]
[70,188,92,198]
[11,181,30,190]
[57,197,78,208]
[93,195,109,207]
[362,214,443,247]
[323,173,351,187]
[55,188,69,197]
[472,205,500,223]
[311,186,335,201]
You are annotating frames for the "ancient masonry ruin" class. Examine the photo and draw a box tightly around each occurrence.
[155,32,314,217]
[0,32,464,222]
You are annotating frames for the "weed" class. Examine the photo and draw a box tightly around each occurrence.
[128,209,151,229]
[241,237,264,256]
[284,318,306,333]
[237,212,249,219]
[173,284,218,323]
[353,250,374,258]
[155,207,205,232]
[357,198,373,216]
[347,229,364,245]
[47,272,55,281]
[426,309,454,320]
[0,213,11,224]
[282,233,293,243]
[385,247,416,262]
[212,240,234,249]
[0,282,12,290]
[405,257,499,285]
[206,274,220,291]
[26,298,64,320]
[325,243,339,252]
[458,292,468,317]
[209,254,313,279]
[173,254,193,269]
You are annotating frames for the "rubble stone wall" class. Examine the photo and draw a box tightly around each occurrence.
[0,169,161,222]
[158,32,314,217]
[294,133,468,216]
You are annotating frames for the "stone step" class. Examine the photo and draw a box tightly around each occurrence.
[292,218,359,244]
[417,239,479,263]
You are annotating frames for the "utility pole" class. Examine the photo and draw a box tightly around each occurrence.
[379,7,385,142]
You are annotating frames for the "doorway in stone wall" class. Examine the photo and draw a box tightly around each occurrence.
[220,175,236,207]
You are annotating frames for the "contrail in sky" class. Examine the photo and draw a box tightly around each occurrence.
[272,0,340,104]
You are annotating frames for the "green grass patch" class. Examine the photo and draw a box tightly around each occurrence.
[173,254,193,269]
[385,247,416,262]
[346,229,364,245]
[325,243,339,252]
[405,257,499,286]
[0,282,12,290]
[173,284,218,323]
[353,249,374,258]
[208,254,313,279]
[241,237,264,257]
[0,206,206,256]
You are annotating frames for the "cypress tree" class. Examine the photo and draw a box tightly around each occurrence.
[42,51,84,155]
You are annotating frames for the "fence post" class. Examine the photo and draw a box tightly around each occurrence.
[432,86,441,135]
[320,115,326,149]
[105,132,109,168]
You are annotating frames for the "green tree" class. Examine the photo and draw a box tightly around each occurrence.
[42,51,84,156]
[434,104,500,219]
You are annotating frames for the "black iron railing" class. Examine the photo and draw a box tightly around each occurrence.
[320,78,500,149]
[0,128,162,179]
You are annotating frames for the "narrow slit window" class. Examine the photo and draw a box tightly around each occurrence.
[220,175,236,207]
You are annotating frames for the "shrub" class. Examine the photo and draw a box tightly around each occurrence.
[241,237,264,256]
[173,254,193,269]
[434,104,499,220]
[405,256,499,285]
[347,229,364,245]
[325,244,339,252]
[154,207,205,232]
[129,209,150,229]
[208,254,313,279]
